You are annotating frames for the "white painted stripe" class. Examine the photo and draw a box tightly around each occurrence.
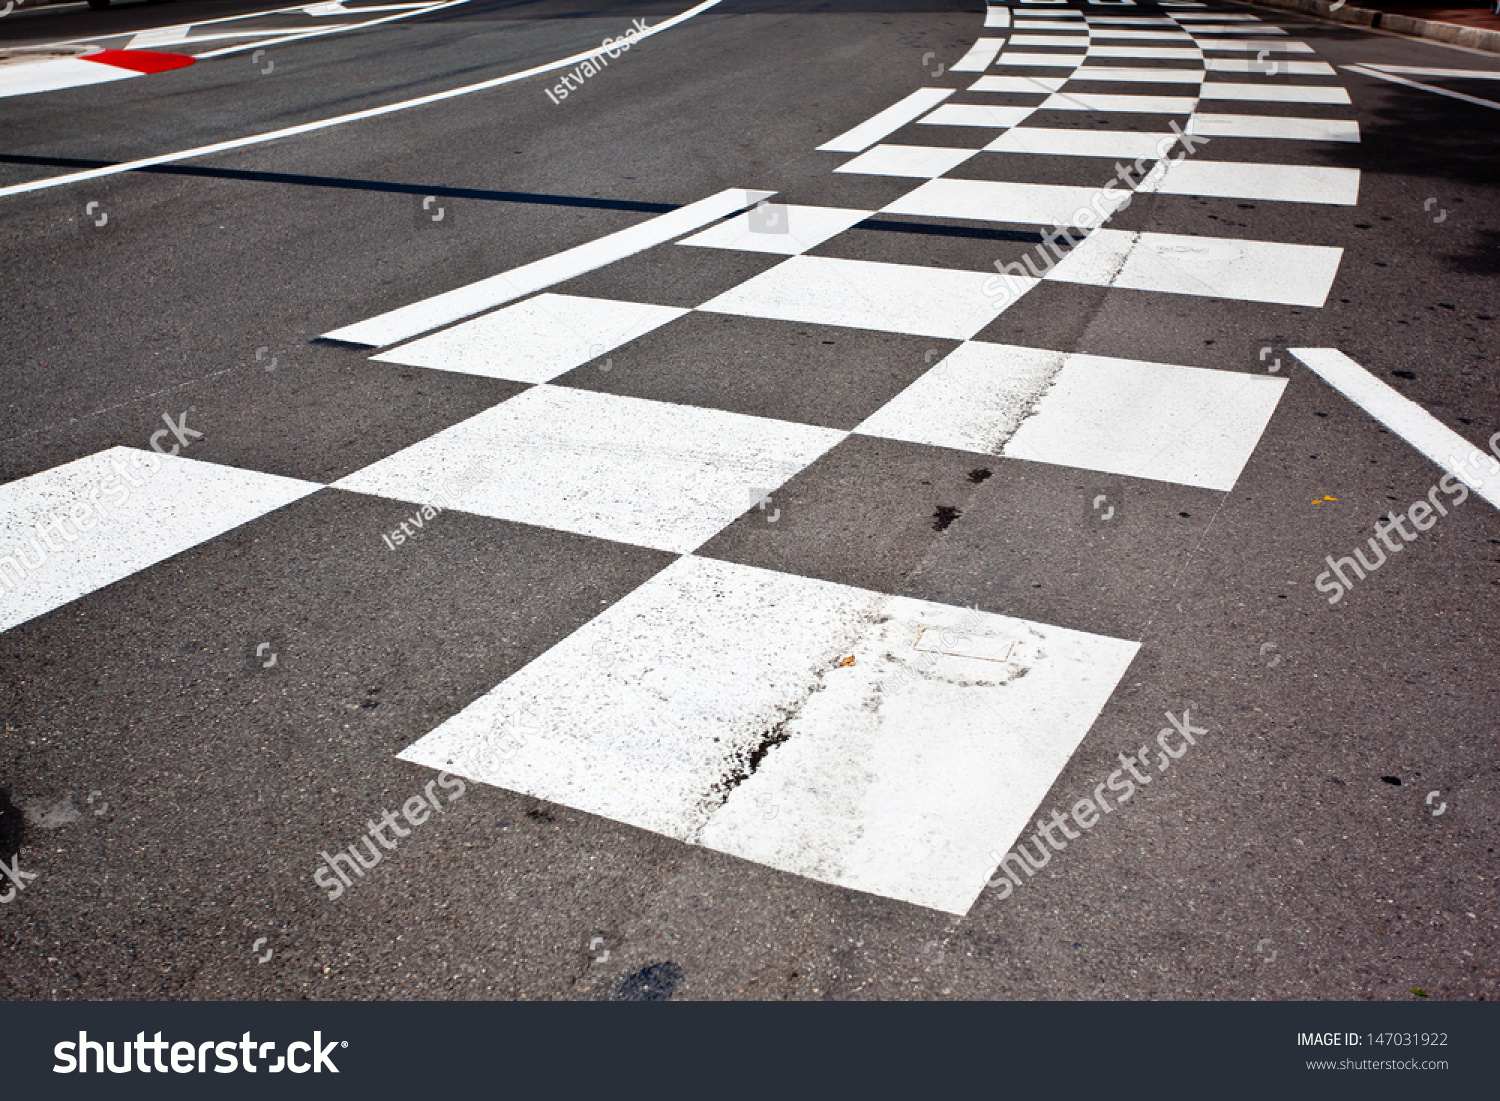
[985,126,1178,158]
[335,386,844,554]
[0,57,136,99]
[952,37,1005,73]
[190,1,468,60]
[1187,113,1360,142]
[993,52,1089,67]
[399,554,1140,915]
[1197,38,1314,52]
[1173,11,1262,18]
[919,102,1041,127]
[678,204,874,255]
[698,255,1025,341]
[817,87,956,153]
[969,75,1069,93]
[323,187,772,347]
[0,448,320,634]
[0,0,723,200]
[1205,57,1334,75]
[1046,228,1344,307]
[1086,45,1202,59]
[1199,82,1351,104]
[1344,64,1500,112]
[1009,35,1091,47]
[834,143,981,179]
[1143,159,1360,205]
[1001,351,1288,490]
[1089,16,1180,24]
[1012,19,1083,29]
[1070,66,1204,83]
[1087,29,1196,39]
[127,25,191,48]
[371,294,688,383]
[984,7,1012,28]
[1040,91,1198,113]
[1362,64,1500,80]
[1288,349,1500,511]
[1181,25,1289,35]
[883,177,1130,227]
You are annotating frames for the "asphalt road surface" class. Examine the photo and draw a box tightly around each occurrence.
[1,0,1497,1003]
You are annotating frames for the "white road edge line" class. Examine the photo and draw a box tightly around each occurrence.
[324,186,773,347]
[1343,64,1500,111]
[192,0,468,60]
[1289,347,1500,511]
[0,0,725,201]
[817,88,956,154]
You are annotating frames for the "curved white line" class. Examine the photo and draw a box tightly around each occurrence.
[0,0,723,200]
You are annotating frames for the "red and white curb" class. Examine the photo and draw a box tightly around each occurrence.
[0,48,194,98]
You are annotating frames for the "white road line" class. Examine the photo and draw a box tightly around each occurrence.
[399,554,1140,915]
[951,37,1006,73]
[1289,349,1500,511]
[883,177,1130,226]
[919,102,1040,127]
[191,0,468,60]
[1204,57,1334,75]
[1143,160,1361,205]
[985,126,1178,158]
[1360,63,1500,79]
[1047,229,1344,307]
[1187,112,1360,142]
[0,58,137,98]
[698,255,1023,341]
[334,386,845,554]
[968,74,1069,92]
[1009,35,1091,47]
[984,6,1011,28]
[1069,66,1204,83]
[992,52,1089,67]
[833,143,980,179]
[1087,45,1202,59]
[0,0,724,201]
[1196,38,1314,52]
[371,294,688,383]
[1344,64,1500,112]
[324,187,771,347]
[1199,83,1351,104]
[0,448,321,634]
[1039,91,1198,112]
[817,88,955,153]
[678,203,873,255]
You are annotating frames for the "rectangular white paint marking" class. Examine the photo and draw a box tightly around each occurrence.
[993,52,1088,67]
[1087,45,1201,59]
[1039,91,1198,113]
[1205,57,1334,75]
[883,177,1130,227]
[1143,160,1360,205]
[698,255,1024,341]
[400,555,1139,915]
[817,88,956,153]
[1009,35,1091,47]
[834,143,981,179]
[952,37,1006,72]
[335,386,843,555]
[1362,64,1500,80]
[0,448,321,634]
[985,126,1178,158]
[1086,29,1195,39]
[1188,113,1360,142]
[1001,351,1288,490]
[323,187,772,347]
[371,294,688,383]
[678,204,873,255]
[0,58,136,98]
[1197,38,1314,52]
[1199,83,1351,104]
[1070,66,1204,83]
[1046,228,1344,307]
[919,102,1039,128]
[127,25,191,48]
[968,75,1069,93]
[984,7,1011,28]
[1012,19,1082,29]
[1289,349,1500,511]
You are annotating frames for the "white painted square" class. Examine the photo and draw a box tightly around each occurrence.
[854,341,1066,454]
[1187,113,1360,142]
[677,204,873,255]
[952,37,1006,71]
[399,554,1140,915]
[1198,82,1351,104]
[1143,160,1360,205]
[919,102,1040,127]
[834,143,981,179]
[697,255,1023,341]
[968,75,1069,93]
[1001,350,1289,490]
[1045,228,1344,307]
[883,178,1130,227]
[0,448,321,634]
[334,386,845,554]
[1070,66,1204,83]
[372,294,688,383]
[1040,91,1198,112]
[985,126,1178,158]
